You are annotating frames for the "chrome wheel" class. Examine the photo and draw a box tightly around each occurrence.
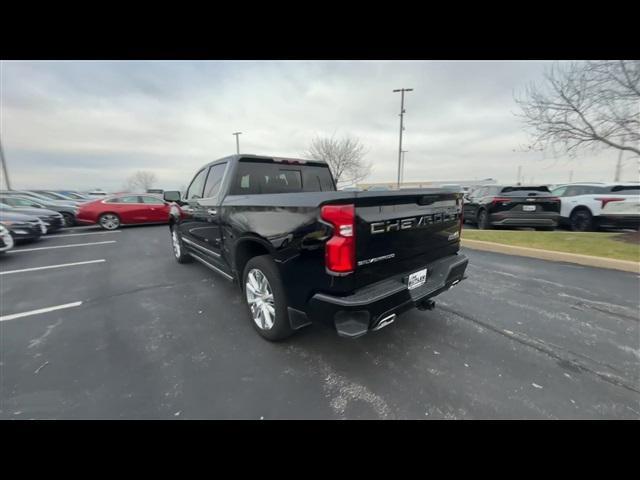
[245,268,275,330]
[171,229,181,258]
[99,214,119,230]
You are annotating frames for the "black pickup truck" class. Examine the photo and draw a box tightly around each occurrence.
[164,154,468,341]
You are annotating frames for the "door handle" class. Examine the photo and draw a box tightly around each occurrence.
[208,209,218,216]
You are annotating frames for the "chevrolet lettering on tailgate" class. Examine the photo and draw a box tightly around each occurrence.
[370,210,459,235]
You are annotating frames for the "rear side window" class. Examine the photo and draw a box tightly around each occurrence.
[564,186,606,196]
[203,163,227,198]
[609,185,640,193]
[109,195,140,204]
[230,161,335,195]
[551,186,567,196]
[562,186,583,197]
[140,196,164,204]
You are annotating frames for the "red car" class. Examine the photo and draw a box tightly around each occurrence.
[76,194,173,230]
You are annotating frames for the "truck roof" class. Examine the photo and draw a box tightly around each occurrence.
[201,154,328,170]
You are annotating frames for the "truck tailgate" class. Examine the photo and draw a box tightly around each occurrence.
[353,190,463,289]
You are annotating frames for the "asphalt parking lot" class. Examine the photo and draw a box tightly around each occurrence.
[1,225,638,419]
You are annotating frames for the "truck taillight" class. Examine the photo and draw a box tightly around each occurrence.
[321,204,355,274]
[594,197,625,208]
[491,197,512,205]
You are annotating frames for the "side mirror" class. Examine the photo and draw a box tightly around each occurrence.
[163,191,181,203]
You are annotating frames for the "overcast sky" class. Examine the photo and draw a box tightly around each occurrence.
[0,60,633,191]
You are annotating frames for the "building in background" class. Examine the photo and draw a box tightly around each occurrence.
[358,179,498,191]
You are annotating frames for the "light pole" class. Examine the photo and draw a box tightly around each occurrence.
[0,136,11,190]
[400,150,408,184]
[393,88,413,189]
[232,132,242,154]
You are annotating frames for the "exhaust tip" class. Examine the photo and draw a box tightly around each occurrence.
[372,313,396,331]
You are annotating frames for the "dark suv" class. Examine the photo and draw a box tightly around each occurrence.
[463,185,560,230]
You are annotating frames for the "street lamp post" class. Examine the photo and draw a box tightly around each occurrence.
[0,136,11,190]
[400,150,408,184]
[393,88,413,189]
[232,132,242,154]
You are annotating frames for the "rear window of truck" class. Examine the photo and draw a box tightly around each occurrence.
[500,186,551,193]
[230,160,335,195]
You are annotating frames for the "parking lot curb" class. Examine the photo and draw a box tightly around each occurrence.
[461,239,640,274]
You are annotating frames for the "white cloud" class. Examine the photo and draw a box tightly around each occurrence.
[1,60,635,191]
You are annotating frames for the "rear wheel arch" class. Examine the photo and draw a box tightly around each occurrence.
[234,238,272,287]
[569,206,595,232]
[569,205,593,218]
[99,210,119,218]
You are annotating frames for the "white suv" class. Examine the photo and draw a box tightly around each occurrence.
[550,183,640,231]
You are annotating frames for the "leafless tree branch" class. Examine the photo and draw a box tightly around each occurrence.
[124,170,158,192]
[304,134,372,185]
[515,60,640,158]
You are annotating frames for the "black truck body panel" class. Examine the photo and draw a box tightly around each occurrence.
[168,155,468,337]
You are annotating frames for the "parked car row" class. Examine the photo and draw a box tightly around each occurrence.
[0,190,86,226]
[75,193,174,230]
[463,182,640,231]
[0,190,177,253]
[0,209,48,253]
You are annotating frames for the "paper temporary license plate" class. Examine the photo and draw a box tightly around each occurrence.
[522,205,536,212]
[407,268,427,290]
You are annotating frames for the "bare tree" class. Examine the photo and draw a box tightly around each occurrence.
[305,135,372,185]
[515,60,640,158]
[124,170,158,192]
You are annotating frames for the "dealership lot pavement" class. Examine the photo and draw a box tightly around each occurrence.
[1,225,638,419]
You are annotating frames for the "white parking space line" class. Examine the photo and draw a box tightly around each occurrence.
[61,225,100,230]
[0,259,106,276]
[9,240,117,253]
[0,301,83,322]
[46,231,121,238]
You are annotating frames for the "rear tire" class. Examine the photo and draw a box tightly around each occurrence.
[170,225,192,263]
[98,213,120,230]
[477,209,491,230]
[62,212,75,227]
[242,255,294,341]
[570,209,593,232]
